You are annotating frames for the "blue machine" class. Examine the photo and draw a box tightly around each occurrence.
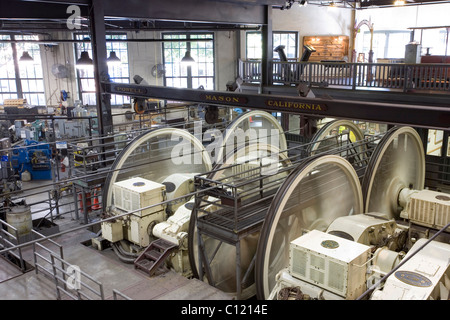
[11,140,53,180]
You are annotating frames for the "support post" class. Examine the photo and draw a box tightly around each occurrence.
[260,5,273,92]
[89,0,112,137]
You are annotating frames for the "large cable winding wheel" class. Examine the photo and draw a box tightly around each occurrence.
[309,119,366,157]
[102,128,212,261]
[361,126,425,219]
[255,155,364,299]
[214,110,288,165]
[188,143,292,299]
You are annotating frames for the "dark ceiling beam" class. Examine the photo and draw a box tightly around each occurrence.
[104,82,450,130]
[0,1,89,20]
[103,0,267,25]
[18,0,89,4]
[1,0,270,25]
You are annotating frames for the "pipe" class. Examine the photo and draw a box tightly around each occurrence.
[0,26,261,33]
[0,38,214,44]
[111,243,136,264]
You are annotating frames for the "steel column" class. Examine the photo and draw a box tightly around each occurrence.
[89,0,113,136]
[260,5,273,89]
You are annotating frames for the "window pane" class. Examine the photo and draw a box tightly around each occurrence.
[163,33,214,90]
[0,35,45,105]
[247,32,262,59]
[75,33,129,105]
[387,32,411,58]
[247,31,298,60]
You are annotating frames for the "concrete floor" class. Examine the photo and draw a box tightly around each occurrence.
[0,179,231,300]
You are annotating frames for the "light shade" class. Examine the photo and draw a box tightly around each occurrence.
[19,51,34,64]
[107,51,121,65]
[181,51,195,66]
[76,51,93,69]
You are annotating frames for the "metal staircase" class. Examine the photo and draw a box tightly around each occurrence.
[134,238,178,277]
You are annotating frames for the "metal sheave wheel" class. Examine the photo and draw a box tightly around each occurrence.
[255,154,364,299]
[188,143,292,299]
[361,126,425,219]
[103,127,213,209]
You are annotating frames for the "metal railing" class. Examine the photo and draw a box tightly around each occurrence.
[32,229,64,280]
[239,59,450,92]
[112,289,133,300]
[0,219,26,272]
[49,253,105,300]
[193,131,383,298]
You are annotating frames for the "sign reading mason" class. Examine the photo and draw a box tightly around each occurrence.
[200,93,248,105]
[114,85,148,95]
[265,98,327,113]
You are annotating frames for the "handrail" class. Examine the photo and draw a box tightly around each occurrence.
[32,229,64,279]
[0,218,26,271]
[194,132,382,234]
[239,59,450,92]
[112,289,133,300]
[49,253,105,300]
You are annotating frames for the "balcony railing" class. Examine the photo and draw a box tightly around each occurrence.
[239,59,450,92]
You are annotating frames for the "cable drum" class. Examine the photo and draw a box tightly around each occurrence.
[361,126,425,219]
[255,155,364,299]
[188,143,292,299]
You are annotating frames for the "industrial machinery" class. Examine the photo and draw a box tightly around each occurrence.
[188,142,293,299]
[11,139,52,180]
[187,119,376,299]
[0,137,21,195]
[259,126,450,300]
[100,110,288,279]
[100,126,213,275]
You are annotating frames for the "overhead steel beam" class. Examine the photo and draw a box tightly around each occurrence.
[103,82,450,131]
[2,0,268,25]
[0,0,89,19]
[240,83,450,109]
[100,0,267,25]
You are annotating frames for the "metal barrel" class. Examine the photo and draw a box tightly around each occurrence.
[6,205,32,236]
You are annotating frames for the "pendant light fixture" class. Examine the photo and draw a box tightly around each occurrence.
[181,51,195,66]
[76,51,93,69]
[19,51,34,64]
[107,51,121,65]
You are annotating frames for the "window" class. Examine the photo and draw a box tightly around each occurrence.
[273,32,298,59]
[246,31,299,60]
[163,33,215,90]
[247,32,262,60]
[0,35,18,104]
[74,34,130,106]
[0,34,45,106]
[359,31,411,61]
[415,28,450,56]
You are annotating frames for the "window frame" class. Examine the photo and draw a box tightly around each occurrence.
[360,30,411,60]
[74,33,130,106]
[0,34,45,106]
[245,31,299,60]
[162,32,215,90]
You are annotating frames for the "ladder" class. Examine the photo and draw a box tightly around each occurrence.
[134,238,178,277]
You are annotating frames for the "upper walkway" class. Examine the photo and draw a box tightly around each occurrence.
[239,59,450,93]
